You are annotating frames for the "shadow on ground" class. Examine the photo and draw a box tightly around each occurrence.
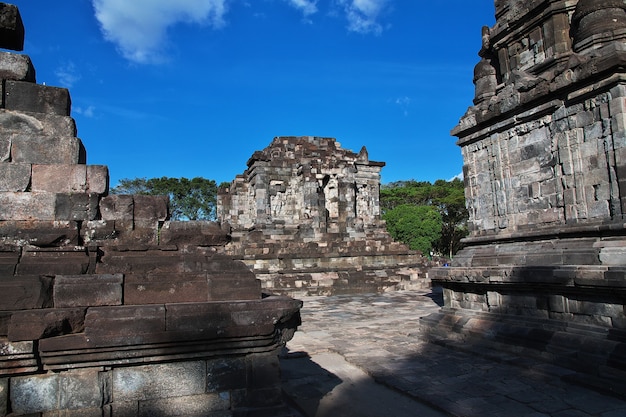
[280,289,626,417]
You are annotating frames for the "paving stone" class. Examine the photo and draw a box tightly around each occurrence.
[282,290,626,417]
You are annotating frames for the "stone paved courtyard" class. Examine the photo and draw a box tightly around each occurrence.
[281,290,626,417]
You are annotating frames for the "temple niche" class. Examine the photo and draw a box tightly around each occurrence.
[218,136,433,295]
[424,0,626,392]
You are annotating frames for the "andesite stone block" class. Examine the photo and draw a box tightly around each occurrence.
[137,392,230,417]
[0,220,79,247]
[31,164,86,193]
[0,191,56,221]
[5,81,70,116]
[0,110,77,138]
[54,193,100,221]
[10,373,59,414]
[0,3,24,51]
[54,274,123,308]
[7,308,86,342]
[123,273,208,305]
[112,361,206,402]
[84,305,166,336]
[11,134,86,165]
[16,249,89,276]
[0,276,52,310]
[133,195,168,223]
[0,51,34,81]
[0,163,30,192]
[99,195,134,221]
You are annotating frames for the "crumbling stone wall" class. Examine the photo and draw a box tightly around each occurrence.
[424,0,626,389]
[0,4,300,416]
[218,136,435,296]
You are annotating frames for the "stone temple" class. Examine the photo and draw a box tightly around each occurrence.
[424,0,626,392]
[0,4,301,416]
[218,136,432,296]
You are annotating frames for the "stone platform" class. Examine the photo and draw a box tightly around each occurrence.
[282,290,626,417]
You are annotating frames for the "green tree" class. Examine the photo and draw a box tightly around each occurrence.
[380,178,468,257]
[382,204,442,255]
[111,177,218,221]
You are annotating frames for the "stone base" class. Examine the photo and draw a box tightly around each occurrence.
[3,350,296,417]
[421,306,626,398]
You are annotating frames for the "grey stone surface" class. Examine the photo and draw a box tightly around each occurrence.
[0,163,30,192]
[11,134,86,165]
[112,361,206,402]
[5,81,70,116]
[0,51,34,81]
[282,290,626,417]
[0,3,24,51]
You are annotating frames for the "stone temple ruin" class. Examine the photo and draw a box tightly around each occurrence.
[0,4,301,416]
[424,0,626,392]
[218,136,432,296]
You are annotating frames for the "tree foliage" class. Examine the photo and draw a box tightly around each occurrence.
[380,178,468,257]
[111,177,218,221]
[383,204,442,255]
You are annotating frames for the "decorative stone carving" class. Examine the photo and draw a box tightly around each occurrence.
[218,136,435,295]
[424,0,626,392]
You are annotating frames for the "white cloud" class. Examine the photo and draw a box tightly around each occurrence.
[449,172,464,182]
[337,0,390,35]
[74,105,96,118]
[394,96,411,116]
[284,0,318,17]
[55,62,81,88]
[92,0,229,64]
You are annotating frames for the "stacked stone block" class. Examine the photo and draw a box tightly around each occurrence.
[424,0,626,393]
[218,136,435,296]
[0,4,301,416]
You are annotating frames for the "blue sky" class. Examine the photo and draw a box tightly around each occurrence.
[12,0,495,187]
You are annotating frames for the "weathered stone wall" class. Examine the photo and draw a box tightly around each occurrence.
[0,4,301,416]
[425,0,626,391]
[218,136,435,296]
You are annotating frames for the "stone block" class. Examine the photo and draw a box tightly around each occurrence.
[0,110,77,138]
[207,274,261,301]
[112,361,206,402]
[0,3,24,51]
[137,393,230,417]
[0,220,79,246]
[0,191,56,221]
[0,163,30,191]
[17,249,89,276]
[99,195,134,221]
[84,305,165,336]
[11,373,59,413]
[8,308,85,342]
[11,134,86,164]
[159,221,229,246]
[123,273,208,305]
[5,81,70,116]
[206,357,247,391]
[133,195,168,224]
[54,193,100,221]
[54,274,123,308]
[0,275,52,310]
[0,51,34,81]
[0,378,6,417]
[86,165,109,194]
[600,247,626,266]
[31,164,86,193]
